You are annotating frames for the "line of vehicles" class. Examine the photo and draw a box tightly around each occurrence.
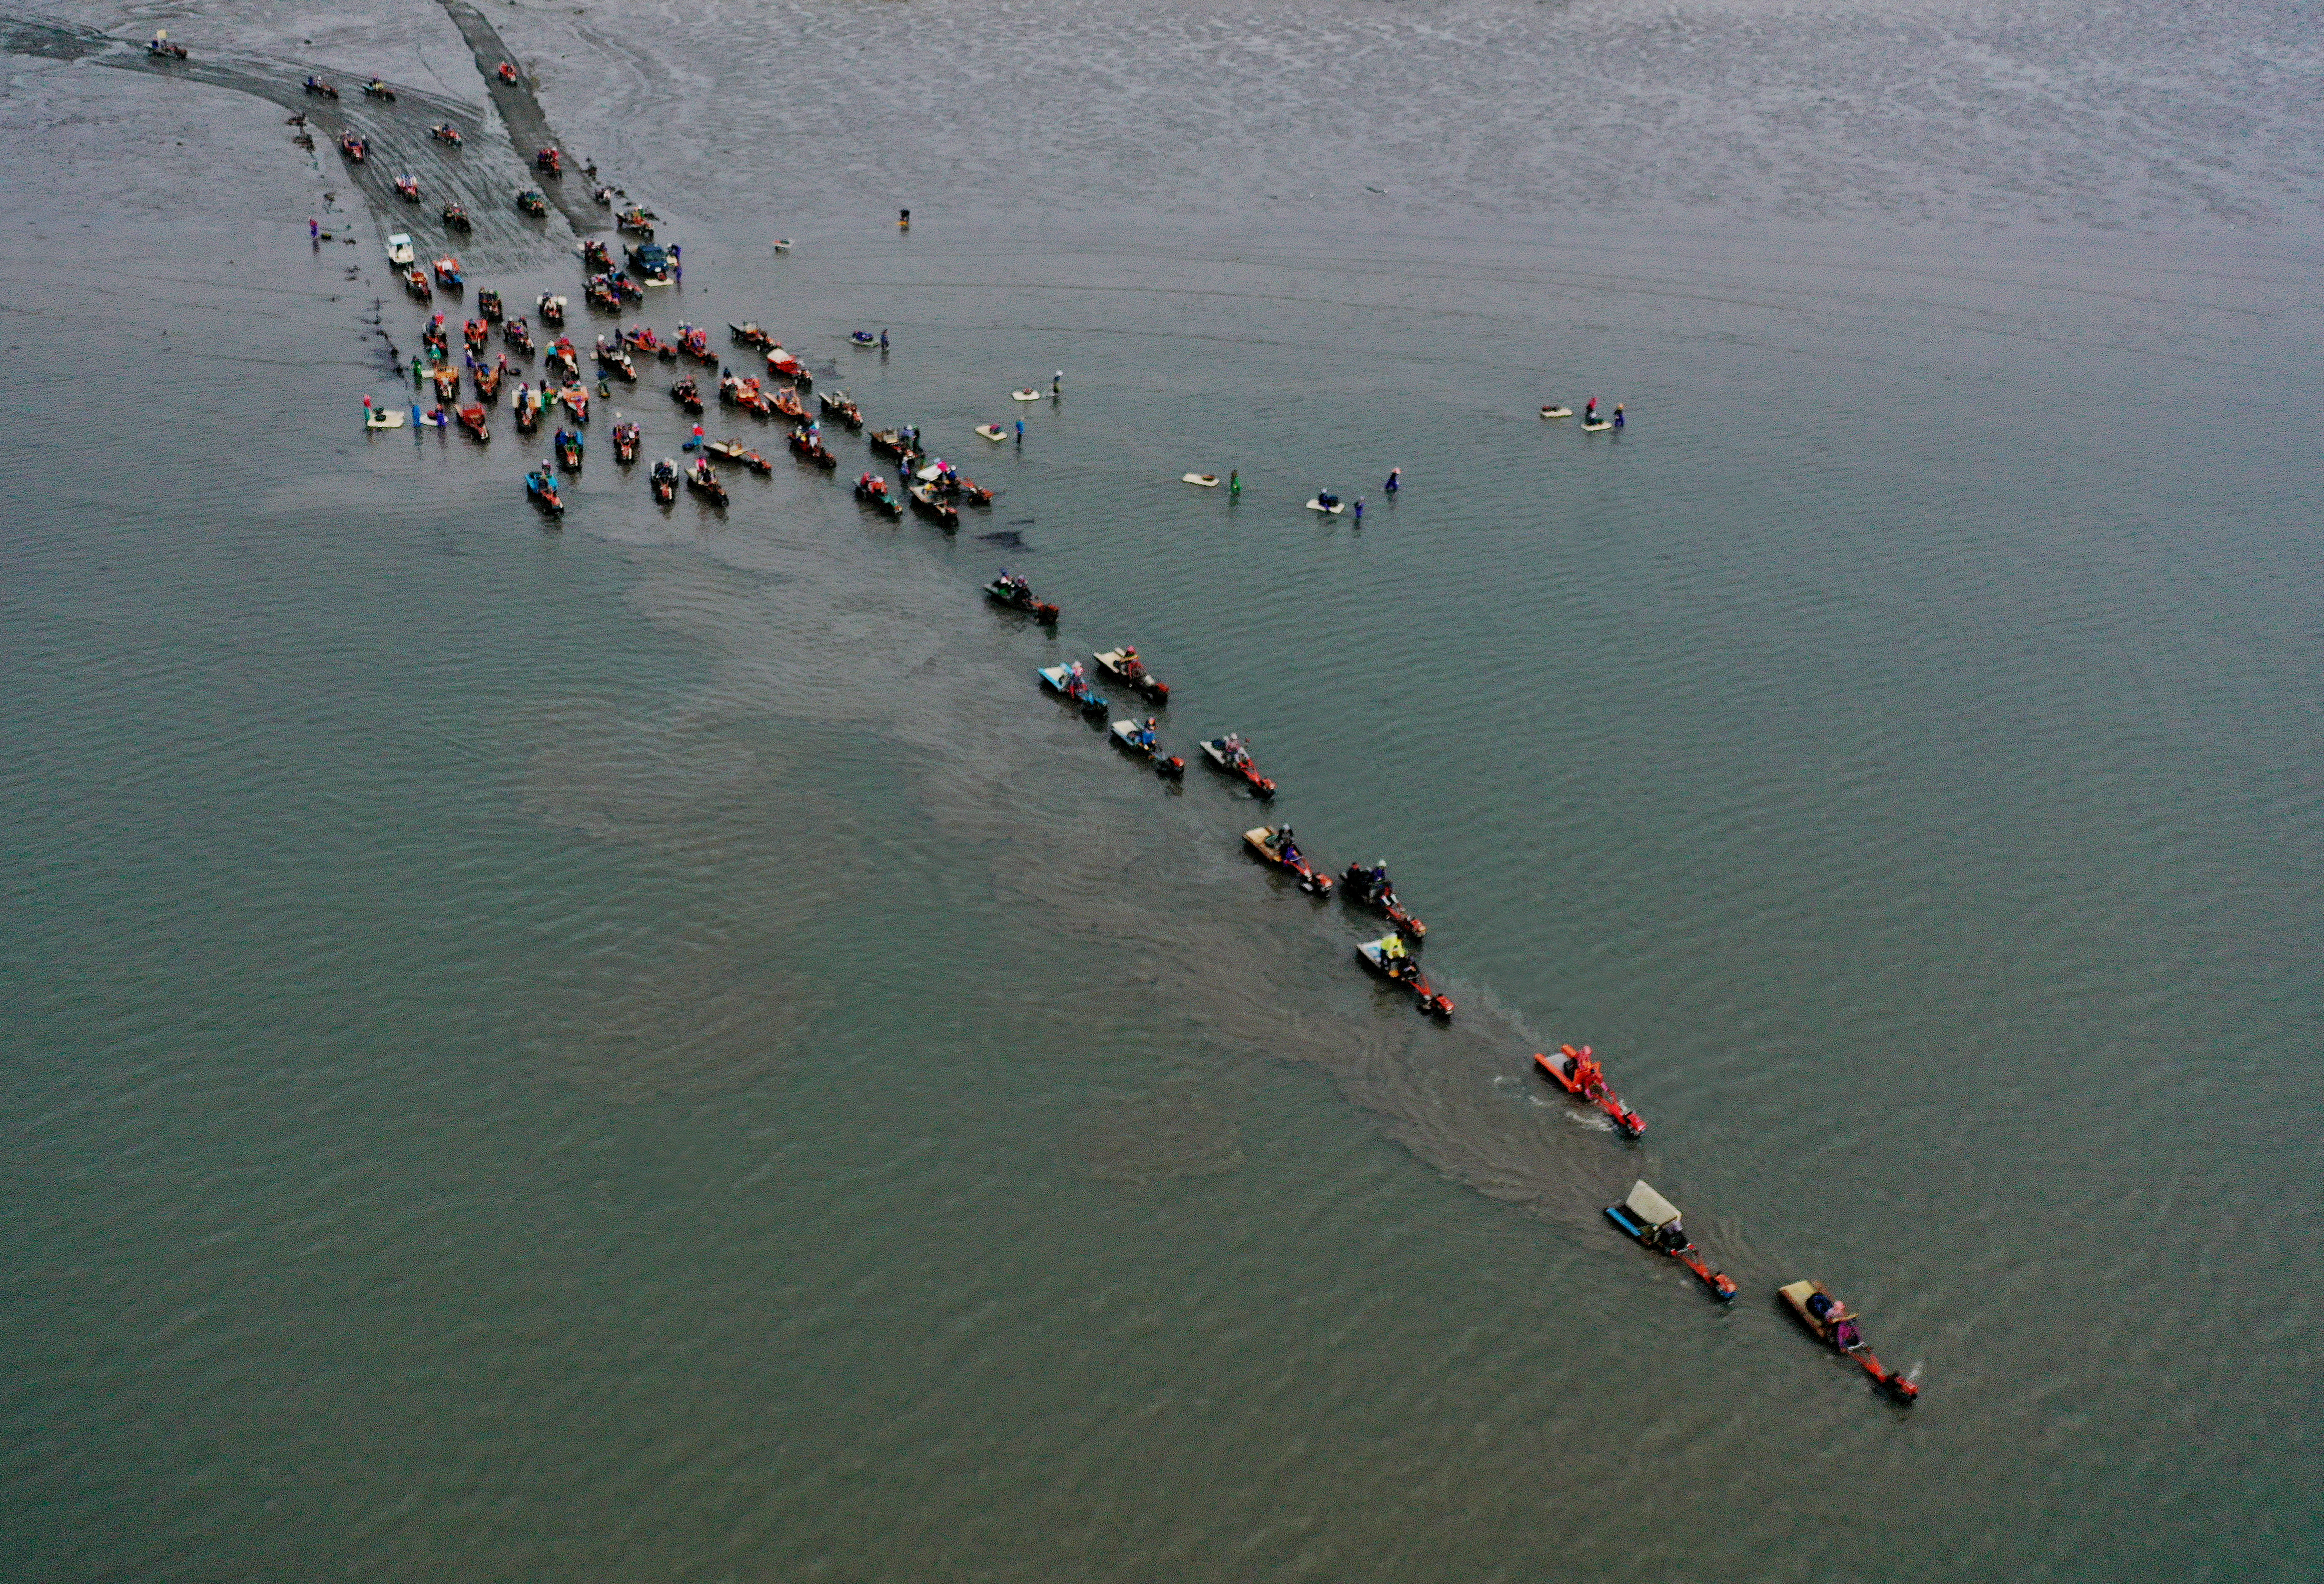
[1021,608,1915,1400]
[995,458,1919,1408]
[300,70,569,223]
[375,263,1921,1405]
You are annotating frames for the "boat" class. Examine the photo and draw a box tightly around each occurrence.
[1197,735,1275,799]
[524,465,563,516]
[1778,1282,1920,1403]
[497,60,519,84]
[849,330,879,347]
[476,288,503,322]
[594,340,637,382]
[975,423,1007,442]
[394,174,420,202]
[615,206,655,238]
[1582,420,1613,433]
[650,457,679,503]
[1340,862,1425,940]
[770,238,792,253]
[1604,1181,1736,1302]
[441,203,471,233]
[763,345,811,387]
[623,326,675,360]
[501,317,533,355]
[1109,719,1185,778]
[554,427,583,469]
[984,574,1059,624]
[684,457,726,504]
[385,233,416,267]
[456,403,490,441]
[1037,664,1109,718]
[402,267,432,301]
[1242,826,1333,896]
[853,473,904,518]
[1305,494,1345,515]
[626,243,671,283]
[730,322,774,349]
[1092,647,1168,704]
[908,484,958,529]
[788,426,837,469]
[362,78,396,101]
[703,439,772,474]
[1540,404,1572,419]
[303,76,338,99]
[535,146,562,177]
[718,372,772,416]
[1354,936,1453,1019]
[1011,388,1041,401]
[817,390,864,430]
[938,475,996,508]
[362,404,404,430]
[430,365,461,404]
[147,32,188,60]
[433,256,463,289]
[611,421,640,465]
[472,359,503,402]
[516,189,549,218]
[1532,1045,1643,1139]
[339,132,367,163]
[669,376,704,415]
[537,293,567,327]
[1182,473,1219,487]
[429,122,463,147]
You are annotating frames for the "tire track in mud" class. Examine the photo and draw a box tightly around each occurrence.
[0,13,593,266]
[431,0,606,234]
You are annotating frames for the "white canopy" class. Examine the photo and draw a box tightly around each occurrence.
[1624,1180,1682,1228]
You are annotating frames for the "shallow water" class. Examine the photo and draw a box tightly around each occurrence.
[3,1,2320,1578]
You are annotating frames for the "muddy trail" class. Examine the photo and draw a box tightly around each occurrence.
[0,12,602,268]
[430,0,605,236]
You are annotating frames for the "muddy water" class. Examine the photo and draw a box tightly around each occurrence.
[3,1,2320,1579]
